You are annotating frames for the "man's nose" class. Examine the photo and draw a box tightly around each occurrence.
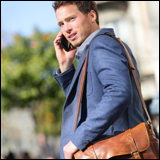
[63,23,72,34]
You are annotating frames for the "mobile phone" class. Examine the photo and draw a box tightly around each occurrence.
[60,35,72,52]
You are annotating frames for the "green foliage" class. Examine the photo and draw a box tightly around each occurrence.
[1,28,65,136]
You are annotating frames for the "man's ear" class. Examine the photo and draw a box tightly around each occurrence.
[88,10,97,23]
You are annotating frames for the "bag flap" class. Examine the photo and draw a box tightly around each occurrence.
[130,122,150,152]
[93,122,150,159]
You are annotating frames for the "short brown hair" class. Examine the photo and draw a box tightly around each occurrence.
[52,1,99,25]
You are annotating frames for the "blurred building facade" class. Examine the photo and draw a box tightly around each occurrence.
[1,108,60,158]
[97,1,159,99]
[96,1,159,135]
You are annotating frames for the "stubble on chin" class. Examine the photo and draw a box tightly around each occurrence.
[72,40,82,48]
[72,36,86,47]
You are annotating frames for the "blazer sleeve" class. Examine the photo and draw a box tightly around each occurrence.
[53,65,75,96]
[70,35,133,150]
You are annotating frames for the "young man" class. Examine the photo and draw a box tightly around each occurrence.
[52,1,145,159]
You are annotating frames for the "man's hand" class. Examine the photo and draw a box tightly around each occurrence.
[54,32,77,73]
[63,141,79,159]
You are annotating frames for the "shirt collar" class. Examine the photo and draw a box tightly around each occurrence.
[75,29,101,59]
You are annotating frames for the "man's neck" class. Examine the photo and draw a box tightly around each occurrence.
[91,25,100,35]
[75,27,101,59]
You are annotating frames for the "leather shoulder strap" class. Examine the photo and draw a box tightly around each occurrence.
[106,33,152,123]
[74,52,89,131]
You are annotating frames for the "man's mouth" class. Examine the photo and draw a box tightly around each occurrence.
[68,33,77,41]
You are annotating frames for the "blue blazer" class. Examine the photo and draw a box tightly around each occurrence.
[53,28,146,158]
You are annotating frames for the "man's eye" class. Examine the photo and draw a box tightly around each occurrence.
[70,17,75,21]
[59,23,64,27]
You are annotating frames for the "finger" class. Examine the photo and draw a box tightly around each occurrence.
[57,31,63,36]
[64,154,73,159]
[54,37,62,49]
[54,31,62,42]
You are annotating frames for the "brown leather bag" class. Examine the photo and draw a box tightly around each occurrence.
[73,33,159,159]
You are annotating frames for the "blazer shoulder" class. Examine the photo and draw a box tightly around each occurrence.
[89,33,123,54]
[90,33,120,49]
[92,33,112,43]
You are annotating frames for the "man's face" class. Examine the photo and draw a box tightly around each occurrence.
[56,4,94,47]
